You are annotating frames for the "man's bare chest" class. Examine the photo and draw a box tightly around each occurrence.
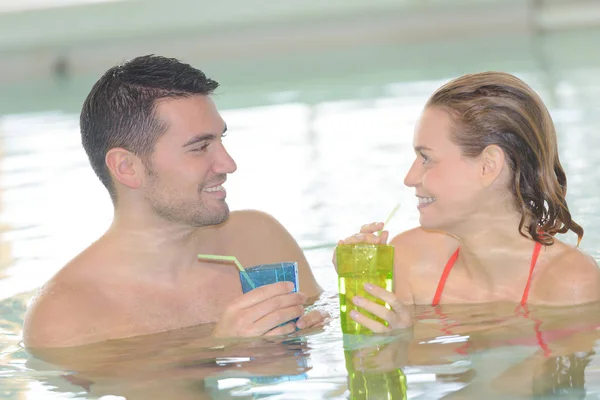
[119,272,243,331]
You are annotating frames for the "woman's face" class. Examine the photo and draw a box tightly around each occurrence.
[404,107,489,232]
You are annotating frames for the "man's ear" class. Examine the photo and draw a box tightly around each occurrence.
[480,144,505,188]
[105,148,145,189]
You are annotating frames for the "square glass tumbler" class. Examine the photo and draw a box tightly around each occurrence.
[240,261,300,325]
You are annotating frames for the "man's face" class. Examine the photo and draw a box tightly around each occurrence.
[142,95,237,227]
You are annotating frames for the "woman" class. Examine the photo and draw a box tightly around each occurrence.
[338,71,600,333]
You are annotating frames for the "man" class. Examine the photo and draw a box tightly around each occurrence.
[23,55,326,348]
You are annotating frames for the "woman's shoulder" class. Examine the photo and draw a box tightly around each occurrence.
[388,227,459,276]
[390,226,459,253]
[388,227,459,304]
[533,240,600,305]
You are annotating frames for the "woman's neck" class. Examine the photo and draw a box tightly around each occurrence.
[451,212,539,287]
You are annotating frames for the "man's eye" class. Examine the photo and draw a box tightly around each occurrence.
[192,143,210,152]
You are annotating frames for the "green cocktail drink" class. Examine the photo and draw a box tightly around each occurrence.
[336,244,394,335]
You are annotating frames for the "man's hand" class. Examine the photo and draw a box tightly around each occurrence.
[213,282,306,337]
[296,309,330,330]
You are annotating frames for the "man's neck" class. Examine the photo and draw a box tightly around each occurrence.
[104,210,208,279]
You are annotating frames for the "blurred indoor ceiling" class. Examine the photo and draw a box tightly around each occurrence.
[0,0,599,113]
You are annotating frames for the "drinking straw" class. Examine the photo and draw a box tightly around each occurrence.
[197,254,256,289]
[377,203,401,237]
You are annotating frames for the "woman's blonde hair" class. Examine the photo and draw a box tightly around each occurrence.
[426,71,582,245]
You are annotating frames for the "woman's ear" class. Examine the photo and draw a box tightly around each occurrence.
[480,144,506,187]
[105,148,144,189]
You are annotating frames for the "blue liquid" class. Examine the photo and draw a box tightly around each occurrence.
[240,262,300,326]
[240,262,299,293]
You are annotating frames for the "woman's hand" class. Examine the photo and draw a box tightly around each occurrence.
[351,283,413,333]
[333,222,411,332]
[340,222,389,245]
[350,335,412,372]
[333,222,389,269]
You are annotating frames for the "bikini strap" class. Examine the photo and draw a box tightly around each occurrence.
[433,241,542,307]
[520,241,543,305]
[432,248,459,306]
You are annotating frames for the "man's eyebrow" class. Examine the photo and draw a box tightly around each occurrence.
[182,133,217,148]
[414,145,432,152]
[181,124,228,148]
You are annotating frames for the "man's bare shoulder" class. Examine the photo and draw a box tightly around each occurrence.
[220,209,323,298]
[220,210,296,252]
[23,250,130,348]
[226,209,285,231]
[533,242,600,306]
[24,278,108,348]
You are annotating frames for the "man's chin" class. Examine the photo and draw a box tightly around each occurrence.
[204,205,230,227]
[215,209,230,225]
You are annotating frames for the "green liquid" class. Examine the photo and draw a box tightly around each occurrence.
[347,367,407,399]
[339,271,393,335]
[344,346,407,400]
[346,363,407,400]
